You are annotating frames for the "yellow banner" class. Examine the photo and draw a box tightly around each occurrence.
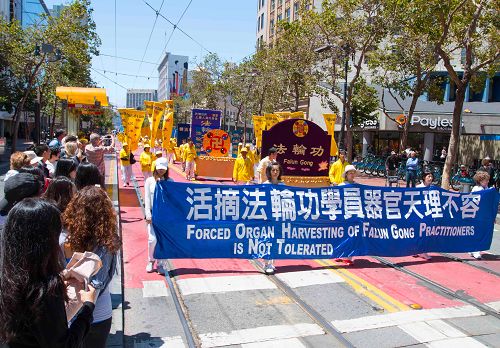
[252,115,266,148]
[127,109,146,151]
[323,113,338,156]
[161,111,174,149]
[145,101,167,148]
[275,111,291,123]
[290,111,304,119]
[264,113,278,130]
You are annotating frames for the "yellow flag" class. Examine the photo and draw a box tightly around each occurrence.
[252,115,265,148]
[264,113,278,130]
[162,111,174,149]
[323,113,338,156]
[125,109,146,151]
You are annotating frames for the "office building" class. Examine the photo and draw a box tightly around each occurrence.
[126,89,158,109]
[157,52,190,101]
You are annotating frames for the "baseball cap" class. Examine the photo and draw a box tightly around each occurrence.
[0,173,41,215]
[343,164,357,178]
[155,158,168,170]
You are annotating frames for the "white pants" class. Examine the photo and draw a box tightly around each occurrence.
[121,165,133,184]
[185,160,195,178]
[147,223,157,262]
[143,171,152,180]
[167,152,174,163]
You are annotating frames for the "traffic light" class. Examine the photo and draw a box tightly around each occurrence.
[34,45,41,56]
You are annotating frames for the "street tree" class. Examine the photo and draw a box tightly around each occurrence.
[189,53,225,110]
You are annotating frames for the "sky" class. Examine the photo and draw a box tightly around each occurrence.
[43,0,258,107]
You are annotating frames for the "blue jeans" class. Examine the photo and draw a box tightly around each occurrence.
[406,170,416,188]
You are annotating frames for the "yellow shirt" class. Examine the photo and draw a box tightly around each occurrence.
[329,159,350,185]
[167,140,176,153]
[184,144,197,162]
[233,156,254,182]
[119,149,130,166]
[140,151,153,172]
[180,143,188,160]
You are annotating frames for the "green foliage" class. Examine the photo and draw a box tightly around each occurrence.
[351,79,379,127]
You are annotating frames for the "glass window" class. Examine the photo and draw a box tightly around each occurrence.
[271,0,275,8]
[285,8,290,21]
[261,13,265,29]
[277,13,282,21]
[261,0,265,8]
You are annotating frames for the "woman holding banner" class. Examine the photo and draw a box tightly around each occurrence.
[469,171,491,259]
[262,161,285,274]
[145,158,172,274]
[336,165,357,266]
[414,171,435,260]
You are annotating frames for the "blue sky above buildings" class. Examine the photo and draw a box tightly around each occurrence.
[43,0,257,107]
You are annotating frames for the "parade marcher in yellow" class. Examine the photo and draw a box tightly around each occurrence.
[233,147,254,184]
[119,143,133,187]
[151,150,163,172]
[166,138,176,164]
[329,149,350,185]
[179,139,187,172]
[184,138,197,181]
[140,143,154,180]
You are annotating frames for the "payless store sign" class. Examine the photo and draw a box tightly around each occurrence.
[409,115,461,130]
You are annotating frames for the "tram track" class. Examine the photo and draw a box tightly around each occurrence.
[373,256,500,319]
[437,252,500,278]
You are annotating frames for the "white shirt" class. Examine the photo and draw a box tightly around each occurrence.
[471,185,486,192]
[256,156,272,184]
[144,177,173,220]
[46,161,56,178]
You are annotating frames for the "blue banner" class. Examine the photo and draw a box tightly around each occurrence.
[152,182,499,259]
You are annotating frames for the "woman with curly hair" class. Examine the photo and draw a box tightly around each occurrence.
[62,186,121,348]
[0,198,97,347]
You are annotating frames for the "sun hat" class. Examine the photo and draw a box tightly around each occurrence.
[240,147,248,153]
[343,164,357,178]
[155,150,163,155]
[23,150,43,165]
[144,143,151,148]
[155,158,168,170]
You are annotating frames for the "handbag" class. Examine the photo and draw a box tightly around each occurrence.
[61,251,102,321]
[129,153,137,164]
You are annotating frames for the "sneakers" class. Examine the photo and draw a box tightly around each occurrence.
[470,252,482,259]
[146,261,155,273]
[335,258,353,265]
[414,253,432,260]
[157,262,166,275]
[264,263,275,275]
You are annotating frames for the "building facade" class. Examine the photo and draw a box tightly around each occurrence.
[21,0,50,27]
[126,89,157,109]
[157,52,190,101]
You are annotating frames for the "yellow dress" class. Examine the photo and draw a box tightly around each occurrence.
[233,157,254,182]
[119,149,130,166]
[184,145,197,162]
[329,159,350,185]
[140,151,153,173]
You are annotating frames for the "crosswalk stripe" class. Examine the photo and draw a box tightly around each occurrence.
[241,337,307,348]
[142,280,169,298]
[427,337,487,348]
[331,305,484,333]
[275,269,344,288]
[199,323,324,348]
[176,274,276,296]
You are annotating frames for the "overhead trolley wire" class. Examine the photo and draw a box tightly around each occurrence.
[91,67,128,90]
[97,53,158,66]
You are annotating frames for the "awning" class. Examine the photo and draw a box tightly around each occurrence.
[56,87,109,107]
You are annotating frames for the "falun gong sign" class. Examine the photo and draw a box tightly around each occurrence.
[261,119,330,177]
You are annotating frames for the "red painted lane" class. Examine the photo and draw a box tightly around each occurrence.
[382,255,500,304]
[446,252,500,275]
[119,156,167,289]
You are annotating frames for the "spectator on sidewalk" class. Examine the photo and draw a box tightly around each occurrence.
[4,152,30,181]
[0,199,97,347]
[329,149,349,185]
[478,156,495,188]
[75,163,103,191]
[62,186,120,348]
[86,133,115,185]
[23,150,43,168]
[19,166,48,193]
[34,143,51,178]
[48,128,66,148]
[43,176,76,213]
[406,151,418,188]
[46,146,61,178]
[55,158,78,181]
[0,173,42,227]
[385,151,398,177]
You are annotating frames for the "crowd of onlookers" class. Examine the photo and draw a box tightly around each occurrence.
[0,129,120,347]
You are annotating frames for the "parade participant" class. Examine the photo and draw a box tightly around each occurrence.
[86,133,115,185]
[151,150,163,172]
[406,151,418,188]
[257,147,277,184]
[336,164,358,265]
[62,186,120,348]
[48,128,66,148]
[55,158,78,181]
[184,138,198,181]
[75,163,103,191]
[179,139,187,172]
[166,138,176,164]
[43,176,76,213]
[0,199,97,347]
[34,144,50,178]
[139,143,153,180]
[4,152,29,181]
[261,160,285,274]
[144,158,172,274]
[46,146,61,178]
[232,147,254,184]
[413,171,435,260]
[469,171,491,259]
[119,143,132,187]
[329,149,349,185]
